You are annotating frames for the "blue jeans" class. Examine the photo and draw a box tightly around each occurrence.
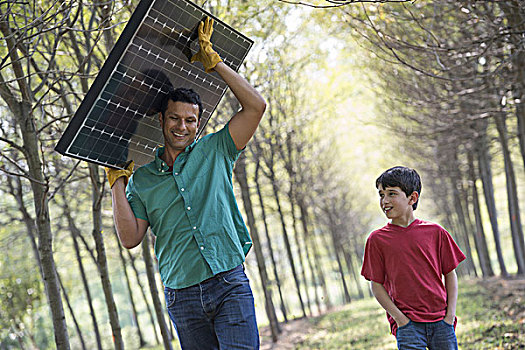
[164,265,259,350]
[396,320,458,350]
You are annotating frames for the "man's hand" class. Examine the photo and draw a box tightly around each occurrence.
[191,17,223,73]
[104,161,134,188]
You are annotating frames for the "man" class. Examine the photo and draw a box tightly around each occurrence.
[105,17,266,349]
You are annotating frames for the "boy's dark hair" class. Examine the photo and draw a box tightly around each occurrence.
[376,166,422,210]
[160,87,203,120]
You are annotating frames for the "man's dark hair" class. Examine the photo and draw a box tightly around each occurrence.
[160,87,203,120]
[376,166,422,210]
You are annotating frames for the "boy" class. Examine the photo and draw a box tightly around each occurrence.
[361,166,466,350]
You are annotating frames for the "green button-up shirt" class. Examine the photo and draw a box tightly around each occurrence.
[126,124,252,289]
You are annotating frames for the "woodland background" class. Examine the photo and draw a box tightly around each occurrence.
[1,0,525,349]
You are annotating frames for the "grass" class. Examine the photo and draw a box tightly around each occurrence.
[289,279,524,349]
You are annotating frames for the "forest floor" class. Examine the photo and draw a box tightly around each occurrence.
[259,277,525,349]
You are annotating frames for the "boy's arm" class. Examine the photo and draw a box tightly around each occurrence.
[444,270,458,325]
[371,281,410,327]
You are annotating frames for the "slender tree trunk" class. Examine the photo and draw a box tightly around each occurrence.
[310,221,333,309]
[448,152,478,277]
[467,153,494,277]
[270,174,307,318]
[127,250,161,345]
[494,114,525,274]
[89,165,124,349]
[341,244,364,299]
[115,230,147,347]
[477,130,508,276]
[233,154,280,341]
[0,42,71,347]
[142,233,174,349]
[500,1,525,168]
[63,203,103,350]
[254,161,288,322]
[57,273,87,350]
[288,189,312,316]
[297,199,322,315]
[326,211,351,304]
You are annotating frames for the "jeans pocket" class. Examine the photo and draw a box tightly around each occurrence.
[165,288,176,309]
[398,320,412,331]
[442,319,454,327]
[222,266,249,286]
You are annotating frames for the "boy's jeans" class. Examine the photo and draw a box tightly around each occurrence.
[164,265,259,350]
[396,320,458,350]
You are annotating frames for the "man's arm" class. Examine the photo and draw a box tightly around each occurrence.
[371,281,410,327]
[214,62,266,150]
[444,270,459,325]
[191,17,266,150]
[110,177,149,249]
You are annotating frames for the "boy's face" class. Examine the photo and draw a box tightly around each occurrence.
[378,184,418,224]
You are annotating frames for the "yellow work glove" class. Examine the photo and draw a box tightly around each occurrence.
[191,17,223,73]
[104,161,134,188]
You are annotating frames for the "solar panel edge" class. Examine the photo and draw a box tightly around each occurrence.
[55,0,254,169]
[55,0,155,155]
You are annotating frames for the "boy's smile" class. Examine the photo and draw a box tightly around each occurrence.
[378,184,418,227]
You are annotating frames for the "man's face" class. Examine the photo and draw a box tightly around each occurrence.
[160,100,200,153]
[378,184,416,221]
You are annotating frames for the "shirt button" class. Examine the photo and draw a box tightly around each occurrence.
[193,226,197,230]
[200,246,204,250]
[187,207,191,210]
[174,172,179,175]
[181,188,185,192]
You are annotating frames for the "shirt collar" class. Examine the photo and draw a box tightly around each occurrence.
[154,140,198,172]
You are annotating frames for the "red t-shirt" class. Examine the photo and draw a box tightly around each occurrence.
[361,219,466,336]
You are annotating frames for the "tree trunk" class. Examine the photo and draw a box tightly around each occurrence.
[57,273,87,350]
[500,1,525,168]
[115,230,147,348]
[89,165,124,349]
[297,198,322,315]
[63,203,103,350]
[254,161,288,322]
[270,174,307,318]
[310,221,333,309]
[476,129,508,276]
[494,114,525,274]
[142,233,174,349]
[233,154,280,341]
[1,67,71,348]
[341,244,364,299]
[288,189,312,316]
[467,152,494,277]
[327,211,351,304]
[127,250,161,345]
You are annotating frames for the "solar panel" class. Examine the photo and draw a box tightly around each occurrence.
[55,0,253,169]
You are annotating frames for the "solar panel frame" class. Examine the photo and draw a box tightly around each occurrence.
[55,0,253,169]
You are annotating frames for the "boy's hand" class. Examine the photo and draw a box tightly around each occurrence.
[395,314,411,328]
[443,314,455,326]
[191,17,223,73]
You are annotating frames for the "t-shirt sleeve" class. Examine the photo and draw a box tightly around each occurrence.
[361,233,386,284]
[440,228,466,275]
[126,174,148,221]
